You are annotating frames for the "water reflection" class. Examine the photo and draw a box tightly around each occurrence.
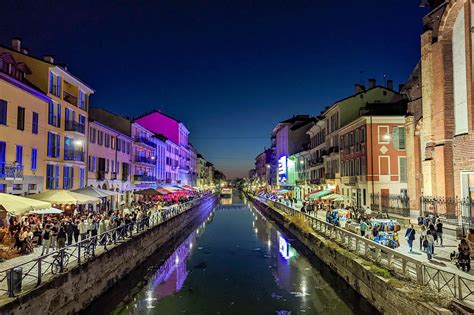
[112,194,377,315]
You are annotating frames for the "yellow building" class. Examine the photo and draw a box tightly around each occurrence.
[0,52,49,195]
[0,38,94,190]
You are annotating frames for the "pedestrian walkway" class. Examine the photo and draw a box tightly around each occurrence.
[281,201,474,279]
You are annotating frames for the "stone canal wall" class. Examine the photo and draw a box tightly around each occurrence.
[249,195,453,315]
[0,196,218,315]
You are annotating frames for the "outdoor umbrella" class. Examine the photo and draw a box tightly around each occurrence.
[307,190,333,200]
[0,193,51,216]
[156,188,170,195]
[73,186,116,198]
[135,188,162,196]
[29,207,63,215]
[277,189,290,194]
[28,190,99,204]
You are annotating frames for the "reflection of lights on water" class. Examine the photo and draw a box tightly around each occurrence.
[175,255,180,265]
[267,239,271,247]
[254,228,258,234]
[189,242,193,249]
[278,232,291,260]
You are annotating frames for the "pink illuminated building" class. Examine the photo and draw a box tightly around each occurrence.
[135,111,194,185]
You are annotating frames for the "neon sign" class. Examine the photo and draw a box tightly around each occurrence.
[278,156,287,184]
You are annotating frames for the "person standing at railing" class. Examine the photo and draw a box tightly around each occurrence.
[405,224,416,253]
[359,220,368,237]
[50,221,59,251]
[73,220,79,244]
[57,224,67,249]
[79,219,88,241]
[66,220,74,246]
[419,225,427,251]
[41,224,51,256]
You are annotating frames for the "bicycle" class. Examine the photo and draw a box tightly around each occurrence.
[51,251,70,275]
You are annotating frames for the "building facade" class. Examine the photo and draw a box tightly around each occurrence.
[87,119,133,207]
[131,123,157,189]
[0,52,49,195]
[0,38,94,191]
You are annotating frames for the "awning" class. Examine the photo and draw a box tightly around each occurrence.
[307,190,333,200]
[305,189,321,197]
[29,207,63,215]
[182,185,197,191]
[134,188,163,196]
[0,193,51,216]
[28,190,99,204]
[321,193,352,201]
[73,186,116,198]
[156,188,170,195]
[161,185,181,192]
[276,189,290,194]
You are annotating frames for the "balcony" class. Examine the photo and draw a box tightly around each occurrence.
[134,136,156,148]
[111,172,117,180]
[64,150,85,162]
[325,173,335,179]
[134,155,156,165]
[342,176,356,185]
[63,91,78,106]
[0,163,23,179]
[328,146,339,154]
[357,175,367,182]
[65,120,85,134]
[134,174,156,182]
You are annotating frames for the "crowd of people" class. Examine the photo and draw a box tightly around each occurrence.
[0,192,206,259]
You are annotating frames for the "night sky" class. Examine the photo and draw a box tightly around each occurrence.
[1,1,428,179]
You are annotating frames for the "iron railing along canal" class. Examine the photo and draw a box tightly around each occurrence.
[0,195,213,300]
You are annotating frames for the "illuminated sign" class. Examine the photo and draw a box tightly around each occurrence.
[278,156,287,184]
[278,232,290,260]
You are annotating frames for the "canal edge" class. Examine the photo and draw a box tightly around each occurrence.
[245,193,456,315]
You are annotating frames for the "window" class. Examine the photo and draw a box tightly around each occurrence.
[399,157,407,183]
[80,168,85,188]
[46,164,59,189]
[117,138,121,151]
[378,126,390,143]
[31,148,37,171]
[17,106,25,130]
[16,145,23,165]
[78,91,87,110]
[393,127,406,150]
[98,130,103,145]
[63,166,74,189]
[32,112,38,134]
[49,72,61,97]
[47,132,61,158]
[79,115,86,132]
[111,136,115,149]
[105,133,110,148]
[0,99,6,125]
[47,102,61,127]
[90,127,96,143]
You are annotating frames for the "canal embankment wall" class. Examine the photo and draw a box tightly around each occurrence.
[248,195,454,315]
[0,195,218,315]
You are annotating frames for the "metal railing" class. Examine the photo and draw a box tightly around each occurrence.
[253,195,474,306]
[0,163,23,179]
[64,120,85,134]
[0,194,214,300]
[371,193,410,217]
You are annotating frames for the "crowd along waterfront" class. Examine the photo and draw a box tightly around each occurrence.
[86,193,377,314]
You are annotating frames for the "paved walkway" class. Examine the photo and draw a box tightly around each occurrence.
[277,200,474,278]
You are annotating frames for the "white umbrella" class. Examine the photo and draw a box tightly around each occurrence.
[29,207,63,215]
[0,193,51,216]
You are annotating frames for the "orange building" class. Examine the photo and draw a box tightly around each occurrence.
[0,52,49,195]
[339,104,408,211]
[0,38,94,191]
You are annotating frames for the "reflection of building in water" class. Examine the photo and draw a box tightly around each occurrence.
[220,197,232,205]
[150,231,195,299]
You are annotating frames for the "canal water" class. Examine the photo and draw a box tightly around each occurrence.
[96,194,377,314]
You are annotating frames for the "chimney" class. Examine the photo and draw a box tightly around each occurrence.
[354,83,365,94]
[43,55,54,64]
[368,78,376,89]
[11,38,21,52]
[386,79,393,90]
[22,48,29,55]
[399,84,405,92]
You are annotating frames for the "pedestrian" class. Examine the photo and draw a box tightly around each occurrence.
[405,224,416,253]
[57,224,67,249]
[458,239,471,272]
[50,221,58,251]
[419,225,427,251]
[66,220,74,245]
[435,218,443,246]
[425,229,435,260]
[73,220,79,243]
[79,219,88,241]
[41,224,51,256]
[359,220,368,237]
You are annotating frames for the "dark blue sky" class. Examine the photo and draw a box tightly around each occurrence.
[1,0,428,179]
